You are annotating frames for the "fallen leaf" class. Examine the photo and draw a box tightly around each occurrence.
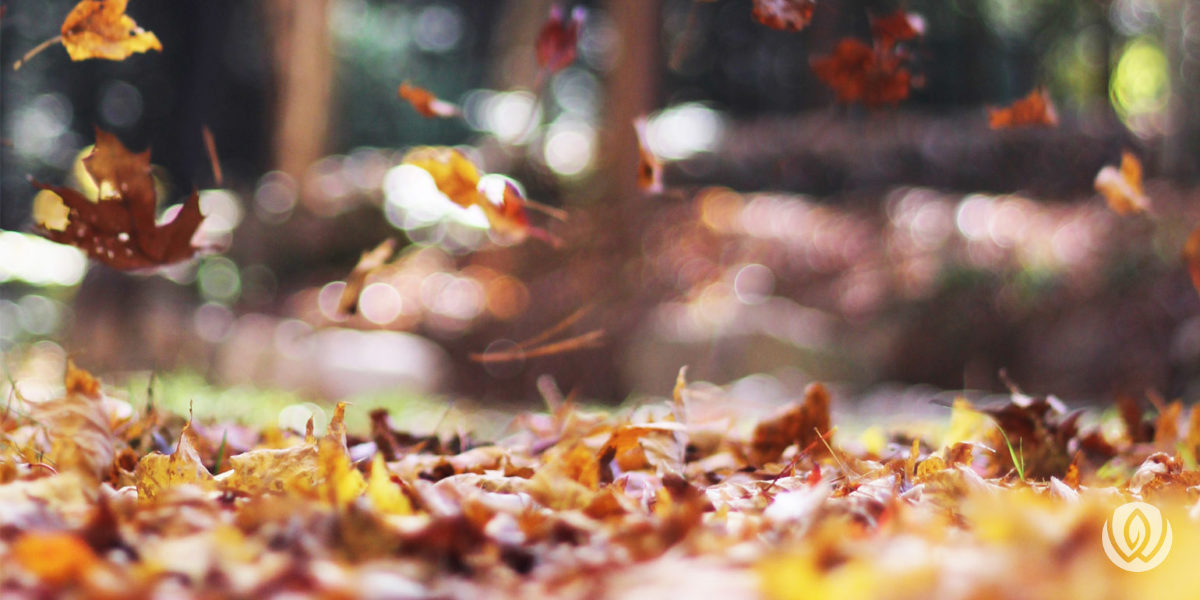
[366,454,413,515]
[25,361,116,479]
[11,532,99,584]
[987,88,1058,129]
[749,382,832,465]
[811,38,912,107]
[751,0,815,32]
[397,81,461,119]
[134,420,216,501]
[1094,151,1149,215]
[31,128,206,270]
[535,5,585,75]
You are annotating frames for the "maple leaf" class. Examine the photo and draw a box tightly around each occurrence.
[134,420,217,501]
[14,0,161,70]
[870,10,925,49]
[987,87,1058,129]
[397,81,461,119]
[749,382,832,465]
[811,38,912,107]
[30,128,207,270]
[535,5,585,75]
[1094,151,1149,215]
[752,0,816,32]
[401,147,562,245]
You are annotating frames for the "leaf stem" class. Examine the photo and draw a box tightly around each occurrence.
[13,35,63,71]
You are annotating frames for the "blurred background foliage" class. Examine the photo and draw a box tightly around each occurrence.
[3,0,1200,422]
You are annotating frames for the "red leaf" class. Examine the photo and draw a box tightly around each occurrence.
[752,0,816,32]
[535,5,585,74]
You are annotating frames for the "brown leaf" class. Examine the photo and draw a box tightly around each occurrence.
[749,382,832,465]
[634,117,664,194]
[336,238,397,316]
[32,128,206,270]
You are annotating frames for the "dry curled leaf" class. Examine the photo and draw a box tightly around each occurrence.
[134,421,216,501]
[1094,151,1149,215]
[751,0,815,32]
[336,238,397,316]
[61,0,161,61]
[987,88,1058,129]
[31,129,206,270]
[25,362,116,479]
[749,382,832,465]
[634,117,664,194]
[811,38,912,107]
[397,81,461,119]
[535,5,585,74]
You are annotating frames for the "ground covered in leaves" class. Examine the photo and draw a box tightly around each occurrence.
[4,362,1200,599]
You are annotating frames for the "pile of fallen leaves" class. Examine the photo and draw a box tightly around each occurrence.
[3,363,1200,598]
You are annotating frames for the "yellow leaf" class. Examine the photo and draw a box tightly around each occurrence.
[366,453,412,515]
[134,421,216,500]
[60,0,162,62]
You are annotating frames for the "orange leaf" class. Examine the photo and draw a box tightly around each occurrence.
[398,81,461,119]
[31,128,206,269]
[12,532,98,584]
[811,38,911,107]
[1094,151,1149,215]
[634,117,664,194]
[752,0,815,32]
[1183,222,1200,301]
[536,5,585,74]
[987,88,1058,129]
[870,10,925,48]
[60,0,161,62]
[402,147,550,243]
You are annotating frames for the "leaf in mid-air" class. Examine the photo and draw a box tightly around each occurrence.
[811,38,912,107]
[987,88,1058,129]
[751,0,816,32]
[535,5,585,75]
[398,82,461,119]
[1094,151,1149,216]
[31,128,206,270]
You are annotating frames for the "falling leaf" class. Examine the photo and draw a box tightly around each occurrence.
[15,0,161,70]
[1094,151,1149,215]
[201,125,223,187]
[811,38,912,107]
[402,147,560,244]
[751,0,815,32]
[634,117,664,194]
[336,238,397,316]
[31,128,207,270]
[987,88,1058,129]
[397,81,461,119]
[1183,222,1200,301]
[870,10,925,48]
[535,5,585,75]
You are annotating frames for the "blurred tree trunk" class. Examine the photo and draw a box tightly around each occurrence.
[488,0,554,90]
[599,0,662,204]
[1163,0,1200,178]
[263,0,334,182]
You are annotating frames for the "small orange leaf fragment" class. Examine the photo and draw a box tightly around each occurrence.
[1183,223,1200,301]
[60,0,162,62]
[398,81,461,119]
[987,88,1058,129]
[1094,151,1149,215]
[752,0,815,32]
[634,117,664,194]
